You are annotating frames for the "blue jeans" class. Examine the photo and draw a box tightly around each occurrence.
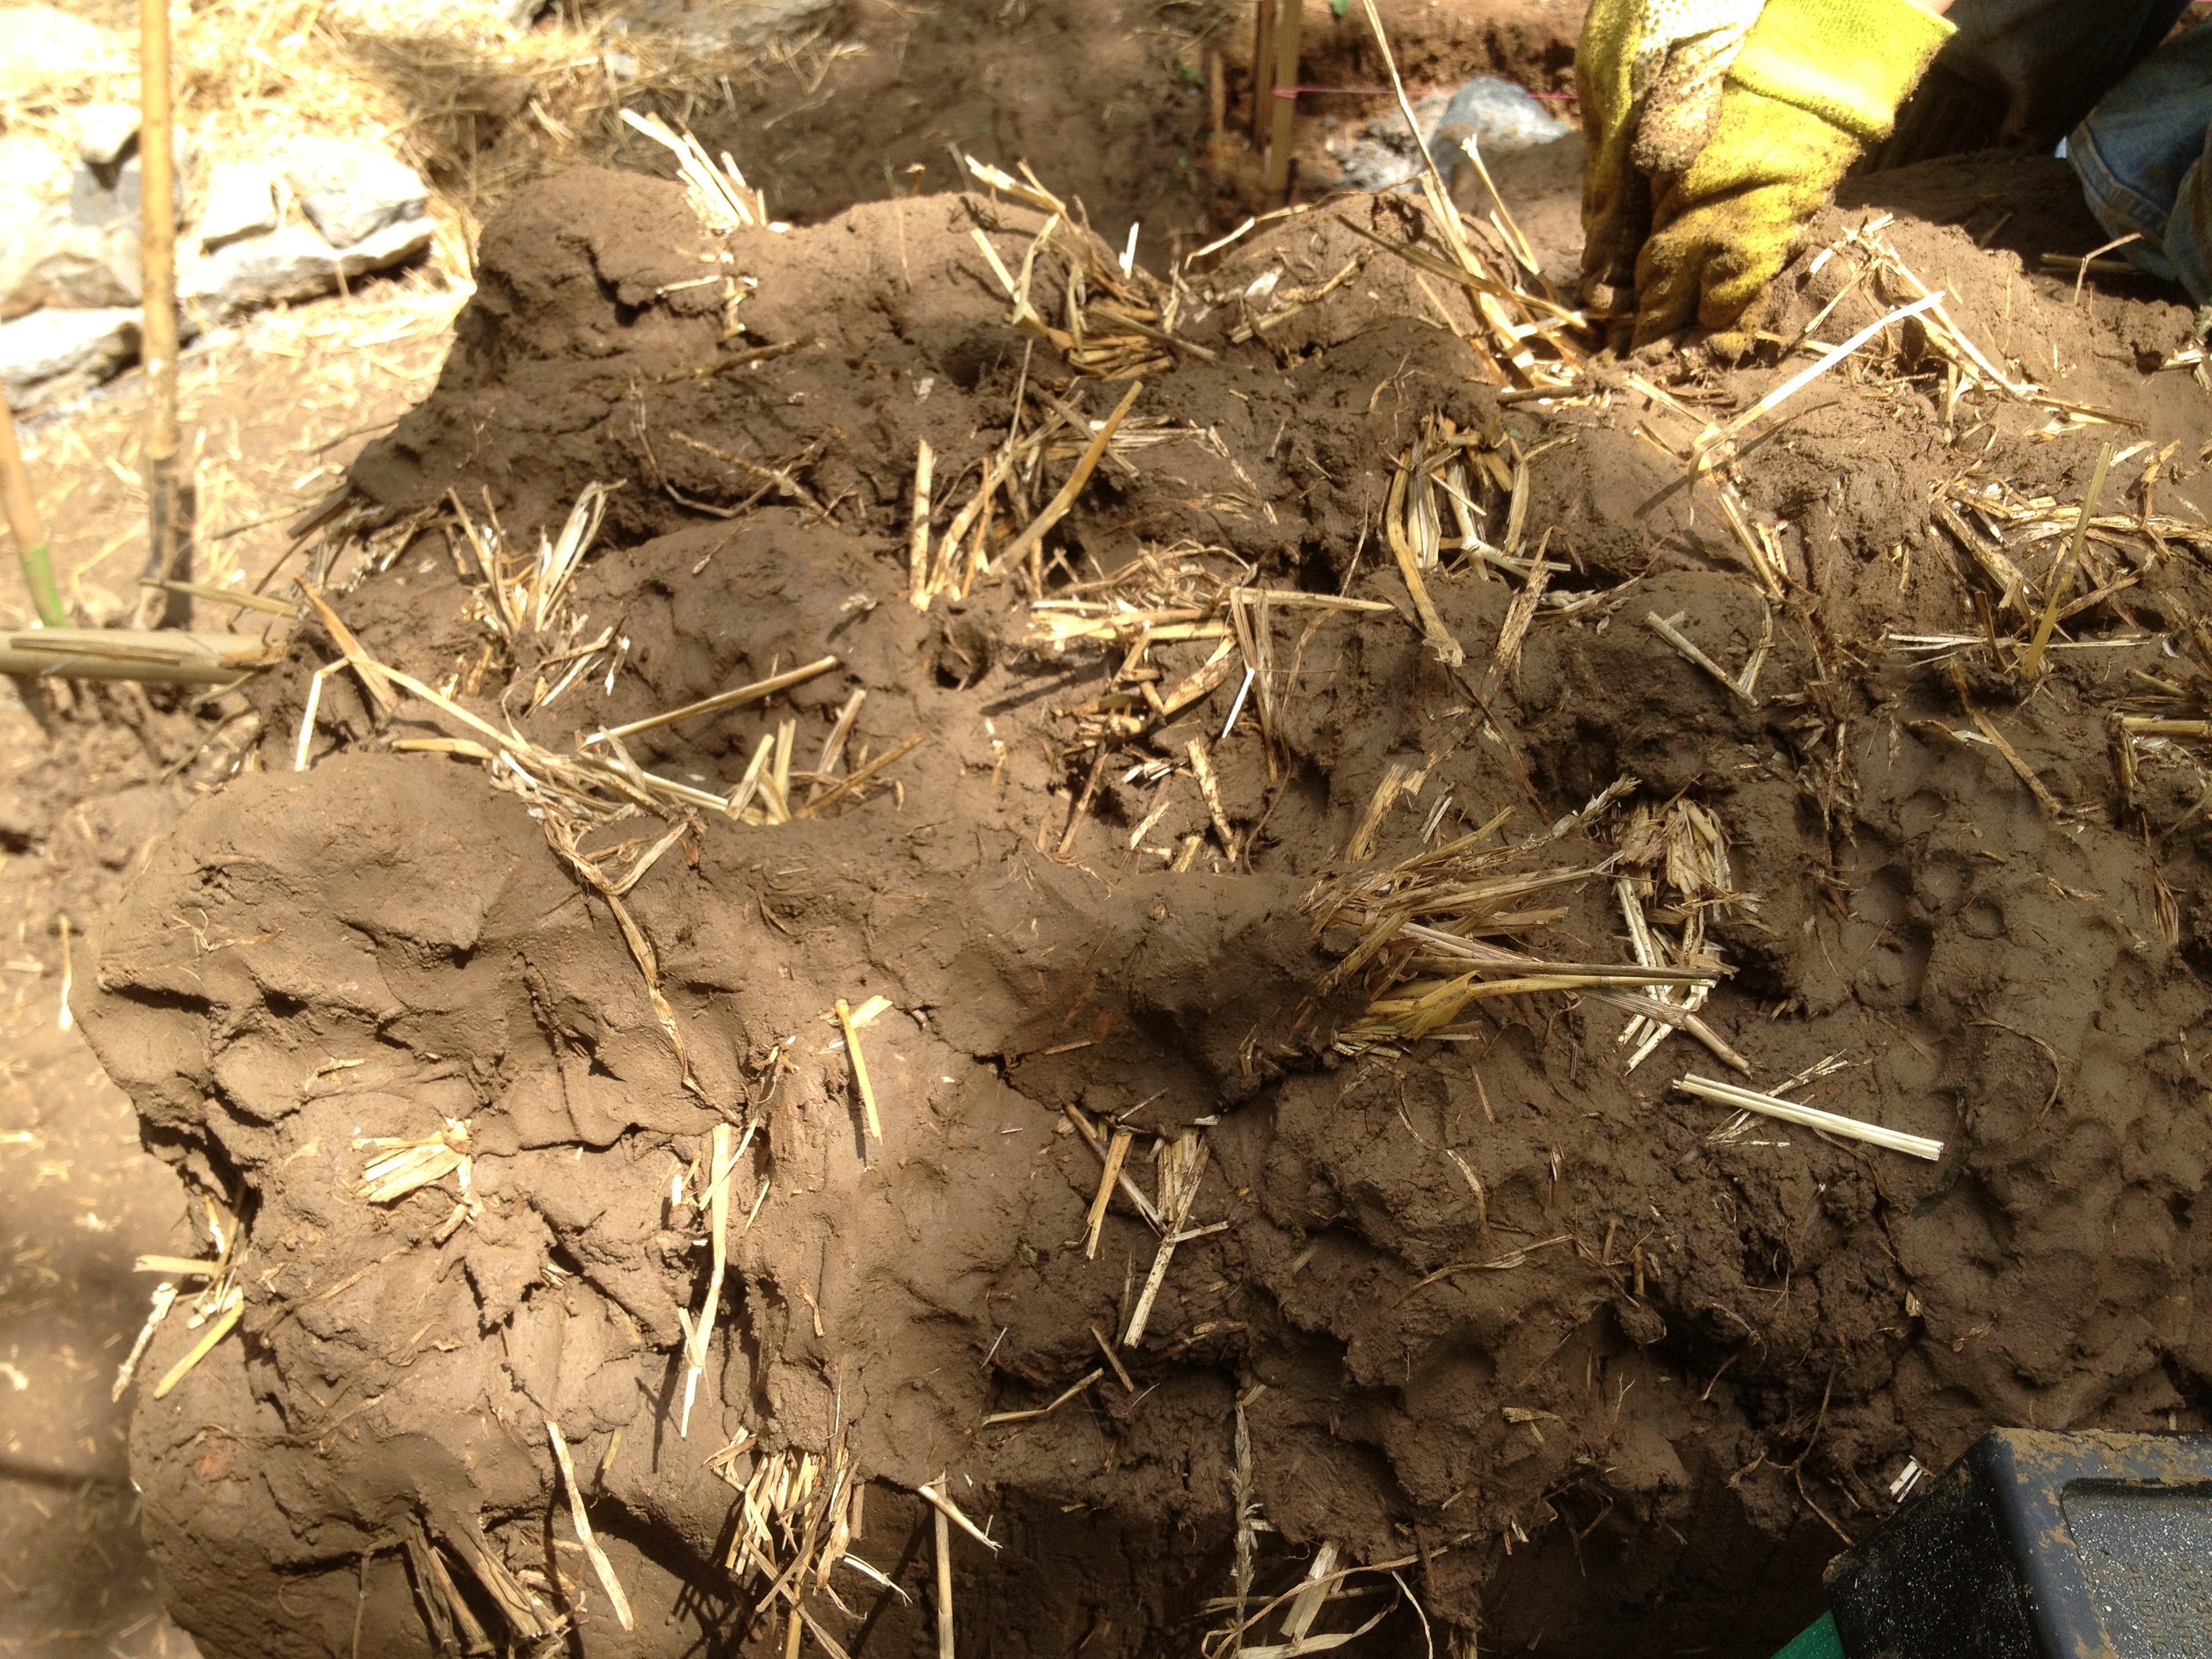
[2069,22,2212,304]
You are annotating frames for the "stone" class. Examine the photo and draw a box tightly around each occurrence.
[602,0,837,52]
[64,102,139,167]
[322,0,544,34]
[1429,75,1576,157]
[0,159,144,314]
[0,7,121,100]
[0,306,140,414]
[197,160,278,251]
[0,136,75,319]
[180,213,434,322]
[1324,77,1575,197]
[279,136,428,249]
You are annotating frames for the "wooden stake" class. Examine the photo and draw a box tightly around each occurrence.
[1251,0,1275,146]
[137,0,191,628]
[1,398,64,626]
[1265,0,1302,201]
[933,1505,955,1659]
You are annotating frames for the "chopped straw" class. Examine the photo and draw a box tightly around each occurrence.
[546,1418,636,1631]
[982,1366,1105,1427]
[1675,1073,1943,1160]
[1084,1127,1134,1258]
[836,998,883,1144]
[677,1122,743,1437]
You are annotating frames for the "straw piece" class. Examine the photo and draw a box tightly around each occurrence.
[298,581,398,716]
[797,731,925,817]
[1187,738,1237,859]
[152,1284,243,1399]
[1064,1105,1164,1231]
[1092,1325,1136,1392]
[1123,1134,1208,1348]
[547,1418,635,1631]
[1,397,64,628]
[0,628,276,684]
[1646,611,1755,707]
[1385,463,1465,665]
[1947,660,2065,817]
[917,1481,1000,1552]
[836,998,883,1143]
[112,1281,179,1402]
[678,1123,739,1437]
[2121,718,2212,737]
[1084,1128,1134,1259]
[2020,442,2114,677]
[140,577,294,616]
[590,655,838,745]
[1676,1072,1942,1160]
[933,1507,956,1659]
[1690,293,1946,475]
[998,380,1145,575]
[982,1366,1105,1427]
[908,440,935,602]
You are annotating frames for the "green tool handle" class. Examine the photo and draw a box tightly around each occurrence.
[1772,1610,1846,1659]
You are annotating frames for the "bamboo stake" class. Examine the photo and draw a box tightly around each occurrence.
[1264,0,1301,201]
[0,627,273,682]
[137,0,191,628]
[1250,0,1275,145]
[1,398,64,626]
[933,1506,955,1659]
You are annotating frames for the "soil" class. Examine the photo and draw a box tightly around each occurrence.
[655,0,1584,248]
[0,243,455,1658]
[66,134,2212,1659]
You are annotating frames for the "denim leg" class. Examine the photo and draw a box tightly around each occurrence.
[2068,24,2212,303]
[1873,0,2189,164]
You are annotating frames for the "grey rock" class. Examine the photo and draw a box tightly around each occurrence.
[1430,76,1576,157]
[604,0,837,52]
[323,0,544,33]
[0,136,77,317]
[64,102,140,167]
[197,160,278,251]
[0,7,120,100]
[1322,78,1574,197]
[1323,90,1450,196]
[0,305,140,413]
[279,136,428,249]
[0,159,145,312]
[182,214,434,321]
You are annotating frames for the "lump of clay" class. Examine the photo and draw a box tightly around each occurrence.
[279,135,429,249]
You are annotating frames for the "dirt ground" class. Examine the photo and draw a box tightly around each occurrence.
[15,3,2212,1658]
[0,283,457,1658]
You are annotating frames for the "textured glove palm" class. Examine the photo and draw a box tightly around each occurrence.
[1578,0,1954,356]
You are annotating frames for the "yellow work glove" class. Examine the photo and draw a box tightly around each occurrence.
[1577,0,1953,356]
[1577,0,1768,323]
